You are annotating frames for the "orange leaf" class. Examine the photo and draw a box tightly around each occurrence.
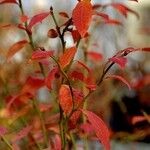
[59,47,77,68]
[6,40,28,61]
[59,84,72,114]
[82,109,110,150]
[72,1,93,37]
[106,75,131,90]
[27,12,50,31]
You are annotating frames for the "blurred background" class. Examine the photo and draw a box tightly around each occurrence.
[0,0,150,149]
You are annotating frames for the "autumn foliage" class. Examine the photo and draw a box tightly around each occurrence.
[0,0,150,150]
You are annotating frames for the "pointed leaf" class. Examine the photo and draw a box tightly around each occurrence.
[59,47,77,69]
[72,1,93,37]
[6,40,28,61]
[27,12,50,31]
[106,75,131,90]
[71,30,81,43]
[82,110,110,150]
[109,57,127,69]
[59,84,72,114]
[77,60,91,73]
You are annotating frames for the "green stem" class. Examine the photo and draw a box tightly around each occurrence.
[1,136,13,150]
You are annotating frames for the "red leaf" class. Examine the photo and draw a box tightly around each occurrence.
[47,29,58,38]
[86,51,103,61]
[6,40,28,61]
[21,76,45,95]
[110,3,139,18]
[106,75,131,90]
[59,84,72,115]
[0,0,17,4]
[109,57,127,69]
[45,67,59,90]
[94,12,109,20]
[59,12,69,18]
[82,110,110,150]
[72,1,93,37]
[20,15,29,23]
[31,50,54,60]
[27,12,50,31]
[0,126,8,136]
[71,30,81,43]
[59,47,77,69]
[129,0,138,2]
[69,71,84,82]
[142,47,150,52]
[12,126,32,143]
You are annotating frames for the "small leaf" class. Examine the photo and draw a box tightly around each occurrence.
[106,75,131,90]
[59,47,77,69]
[110,3,139,18]
[27,12,50,31]
[20,15,29,23]
[105,18,122,25]
[0,0,17,4]
[72,1,93,37]
[0,126,8,136]
[109,57,127,69]
[47,29,58,38]
[129,0,138,2]
[59,84,72,114]
[86,51,103,61]
[12,126,32,143]
[45,67,59,90]
[31,50,54,60]
[82,110,110,150]
[131,116,149,125]
[53,135,61,150]
[6,40,28,61]
[59,12,69,18]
